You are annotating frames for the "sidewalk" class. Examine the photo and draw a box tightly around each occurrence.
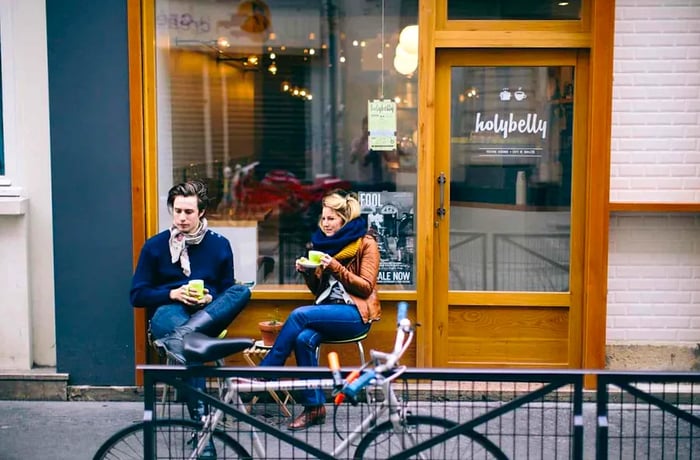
[0,400,142,460]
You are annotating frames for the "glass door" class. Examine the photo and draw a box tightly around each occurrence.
[433,49,588,368]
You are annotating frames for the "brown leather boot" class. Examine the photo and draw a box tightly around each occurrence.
[287,405,326,431]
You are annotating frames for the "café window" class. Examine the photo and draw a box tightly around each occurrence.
[447,0,582,20]
[154,0,418,288]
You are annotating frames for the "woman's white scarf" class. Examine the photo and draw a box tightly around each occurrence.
[169,218,208,276]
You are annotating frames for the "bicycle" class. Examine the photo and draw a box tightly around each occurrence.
[94,302,482,459]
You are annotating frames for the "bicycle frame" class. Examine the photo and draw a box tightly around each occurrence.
[141,301,416,459]
[181,364,409,459]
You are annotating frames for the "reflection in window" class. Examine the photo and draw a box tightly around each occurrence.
[451,66,574,208]
[448,0,581,20]
[154,0,418,287]
[448,66,574,292]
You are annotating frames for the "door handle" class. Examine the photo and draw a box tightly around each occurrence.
[437,172,446,219]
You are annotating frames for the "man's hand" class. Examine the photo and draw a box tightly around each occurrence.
[169,285,211,307]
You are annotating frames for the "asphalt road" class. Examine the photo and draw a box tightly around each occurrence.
[0,400,143,460]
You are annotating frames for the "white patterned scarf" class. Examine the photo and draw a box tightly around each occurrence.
[169,218,209,276]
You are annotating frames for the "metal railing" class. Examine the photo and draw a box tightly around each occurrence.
[449,232,569,291]
[127,367,699,459]
[596,372,700,460]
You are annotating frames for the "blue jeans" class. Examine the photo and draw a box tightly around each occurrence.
[259,303,371,406]
[150,284,250,411]
[150,284,251,339]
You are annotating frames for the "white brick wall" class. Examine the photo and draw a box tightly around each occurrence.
[607,1,700,348]
[607,214,700,344]
[610,0,700,203]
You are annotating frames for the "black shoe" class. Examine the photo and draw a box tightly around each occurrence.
[155,311,216,364]
[154,335,186,364]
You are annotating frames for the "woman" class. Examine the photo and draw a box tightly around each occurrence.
[260,190,382,431]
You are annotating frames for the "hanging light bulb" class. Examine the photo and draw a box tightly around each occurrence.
[399,25,419,54]
[393,54,417,75]
[268,62,277,75]
[216,36,231,49]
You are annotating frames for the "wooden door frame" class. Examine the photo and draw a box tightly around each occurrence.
[416,0,615,371]
[432,49,587,368]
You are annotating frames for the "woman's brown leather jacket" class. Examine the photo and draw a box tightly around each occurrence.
[303,233,381,324]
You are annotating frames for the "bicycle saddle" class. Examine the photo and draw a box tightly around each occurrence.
[183,332,255,364]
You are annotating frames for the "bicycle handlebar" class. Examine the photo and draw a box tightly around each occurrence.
[330,301,413,404]
[397,301,408,324]
[343,370,376,399]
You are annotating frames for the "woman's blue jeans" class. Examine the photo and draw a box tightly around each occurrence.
[259,303,371,407]
[149,284,250,415]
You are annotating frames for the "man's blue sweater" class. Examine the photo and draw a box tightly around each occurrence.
[130,229,235,309]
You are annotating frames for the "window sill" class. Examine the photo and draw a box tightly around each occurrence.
[0,197,29,215]
[250,287,417,301]
[609,202,700,213]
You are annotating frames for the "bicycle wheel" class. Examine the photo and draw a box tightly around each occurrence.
[93,418,251,459]
[353,415,507,460]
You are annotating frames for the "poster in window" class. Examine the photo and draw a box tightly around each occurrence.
[358,191,414,285]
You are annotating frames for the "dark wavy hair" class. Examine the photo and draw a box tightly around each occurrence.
[166,181,209,214]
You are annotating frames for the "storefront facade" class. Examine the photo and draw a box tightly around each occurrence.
[1,0,697,389]
[129,0,615,375]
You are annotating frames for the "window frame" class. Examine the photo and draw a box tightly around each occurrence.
[0,0,22,196]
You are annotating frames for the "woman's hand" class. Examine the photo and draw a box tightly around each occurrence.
[319,253,335,270]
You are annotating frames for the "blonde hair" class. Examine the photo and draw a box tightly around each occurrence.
[320,191,361,227]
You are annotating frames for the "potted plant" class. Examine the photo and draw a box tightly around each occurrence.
[258,307,284,347]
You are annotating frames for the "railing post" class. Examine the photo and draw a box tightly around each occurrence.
[143,368,156,459]
[595,375,608,460]
[572,374,584,460]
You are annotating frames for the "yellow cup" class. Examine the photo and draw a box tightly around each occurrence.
[188,279,204,299]
[308,250,324,264]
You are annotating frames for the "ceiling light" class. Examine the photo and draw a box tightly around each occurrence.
[216,36,230,49]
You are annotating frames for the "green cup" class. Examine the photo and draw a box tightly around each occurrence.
[308,250,324,264]
[188,279,204,299]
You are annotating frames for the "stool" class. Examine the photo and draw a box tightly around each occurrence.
[243,340,295,417]
[315,331,369,366]
[316,331,371,403]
